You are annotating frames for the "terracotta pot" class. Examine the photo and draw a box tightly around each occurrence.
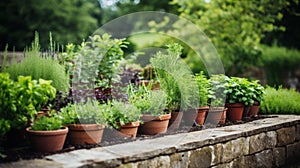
[168,111,183,131]
[139,113,171,135]
[102,127,127,141]
[67,124,105,145]
[249,101,260,118]
[226,103,244,121]
[26,127,68,153]
[205,107,227,125]
[195,106,209,126]
[181,108,198,127]
[118,121,140,138]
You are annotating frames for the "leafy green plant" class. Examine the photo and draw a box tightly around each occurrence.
[208,74,229,107]
[225,77,253,106]
[4,33,69,92]
[150,43,198,111]
[103,100,141,129]
[128,84,167,116]
[31,114,63,131]
[248,80,265,103]
[195,71,210,107]
[224,77,265,106]
[260,86,300,115]
[0,73,56,135]
[59,99,106,125]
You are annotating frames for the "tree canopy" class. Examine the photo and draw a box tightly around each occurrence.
[0,0,101,51]
[171,0,296,76]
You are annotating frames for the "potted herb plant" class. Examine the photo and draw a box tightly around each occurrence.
[59,99,106,145]
[128,84,170,135]
[244,80,265,118]
[0,74,57,147]
[206,74,229,125]
[224,77,253,122]
[26,113,68,153]
[150,43,198,130]
[194,71,210,126]
[103,100,141,138]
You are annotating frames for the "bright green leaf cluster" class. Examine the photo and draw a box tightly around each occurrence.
[0,73,56,135]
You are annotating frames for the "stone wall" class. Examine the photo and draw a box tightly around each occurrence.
[1,115,300,168]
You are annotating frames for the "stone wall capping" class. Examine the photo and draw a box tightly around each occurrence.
[1,115,300,168]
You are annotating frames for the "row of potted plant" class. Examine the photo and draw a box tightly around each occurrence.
[192,73,266,126]
[26,83,173,153]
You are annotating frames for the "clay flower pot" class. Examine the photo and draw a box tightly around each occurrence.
[195,106,209,126]
[226,103,245,122]
[168,110,183,131]
[67,124,105,145]
[118,121,140,138]
[205,107,227,125]
[26,127,68,153]
[249,101,260,118]
[181,108,199,127]
[139,113,171,135]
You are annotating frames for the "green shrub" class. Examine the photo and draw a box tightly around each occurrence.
[0,73,56,135]
[4,33,69,92]
[260,86,300,115]
[260,45,300,87]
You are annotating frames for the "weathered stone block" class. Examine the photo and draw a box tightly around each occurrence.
[169,152,190,168]
[277,127,296,146]
[244,155,257,168]
[255,150,273,168]
[286,142,300,163]
[211,162,232,168]
[249,133,266,154]
[211,143,222,166]
[231,157,246,168]
[265,131,277,148]
[222,137,249,163]
[296,124,300,141]
[189,146,212,168]
[135,156,170,168]
[273,147,286,167]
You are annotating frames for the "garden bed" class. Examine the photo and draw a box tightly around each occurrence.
[0,115,269,163]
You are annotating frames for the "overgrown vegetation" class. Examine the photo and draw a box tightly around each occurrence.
[260,87,300,115]
[3,33,69,92]
[259,45,300,87]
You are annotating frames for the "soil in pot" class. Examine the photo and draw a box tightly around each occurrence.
[195,106,209,126]
[26,127,68,153]
[139,113,171,135]
[67,124,105,145]
[226,103,244,122]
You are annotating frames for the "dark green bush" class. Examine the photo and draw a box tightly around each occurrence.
[260,45,300,87]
